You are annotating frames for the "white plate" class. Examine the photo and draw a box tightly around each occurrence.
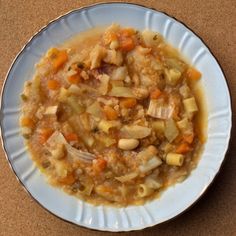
[0,2,232,232]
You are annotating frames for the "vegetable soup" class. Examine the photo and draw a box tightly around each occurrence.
[20,24,207,206]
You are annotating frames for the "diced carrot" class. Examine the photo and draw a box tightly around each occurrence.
[20,117,34,127]
[183,133,194,144]
[103,105,118,120]
[93,159,107,173]
[120,98,137,108]
[159,91,168,101]
[67,73,81,84]
[119,28,135,37]
[48,48,68,71]
[38,128,54,144]
[150,88,162,99]
[47,79,60,90]
[119,37,135,52]
[156,54,162,62]
[176,142,192,154]
[187,67,201,81]
[103,31,118,45]
[65,133,79,142]
[58,173,76,185]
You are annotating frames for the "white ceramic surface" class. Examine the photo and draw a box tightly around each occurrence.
[0,3,232,232]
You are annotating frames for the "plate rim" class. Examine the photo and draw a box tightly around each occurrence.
[0,1,233,232]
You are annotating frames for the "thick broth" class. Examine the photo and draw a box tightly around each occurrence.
[20,25,207,206]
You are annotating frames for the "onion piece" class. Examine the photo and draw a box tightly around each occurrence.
[120,125,151,139]
[139,156,162,173]
[111,66,127,81]
[65,144,96,162]
[98,74,110,95]
[46,131,96,162]
[164,119,179,142]
[46,131,67,148]
[147,99,173,119]
[86,101,103,118]
[108,87,135,97]
[44,106,58,115]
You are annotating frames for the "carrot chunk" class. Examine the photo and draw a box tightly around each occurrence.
[119,37,135,52]
[176,142,192,154]
[67,73,81,84]
[119,28,135,37]
[182,133,194,144]
[120,98,137,108]
[38,128,54,144]
[93,159,107,172]
[65,133,79,142]
[103,105,118,120]
[20,117,34,127]
[48,48,68,71]
[150,88,162,99]
[58,173,76,185]
[47,79,60,90]
[187,67,201,81]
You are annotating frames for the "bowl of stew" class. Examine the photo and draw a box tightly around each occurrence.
[0,2,232,231]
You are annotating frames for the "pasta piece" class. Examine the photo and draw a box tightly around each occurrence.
[177,118,190,131]
[166,153,184,166]
[137,184,154,198]
[115,172,138,183]
[78,183,94,196]
[183,97,198,113]
[145,177,162,190]
[179,84,191,98]
[139,156,162,173]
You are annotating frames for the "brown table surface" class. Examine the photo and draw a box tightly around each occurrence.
[1,0,236,235]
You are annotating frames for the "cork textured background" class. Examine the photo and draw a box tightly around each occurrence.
[0,0,236,235]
